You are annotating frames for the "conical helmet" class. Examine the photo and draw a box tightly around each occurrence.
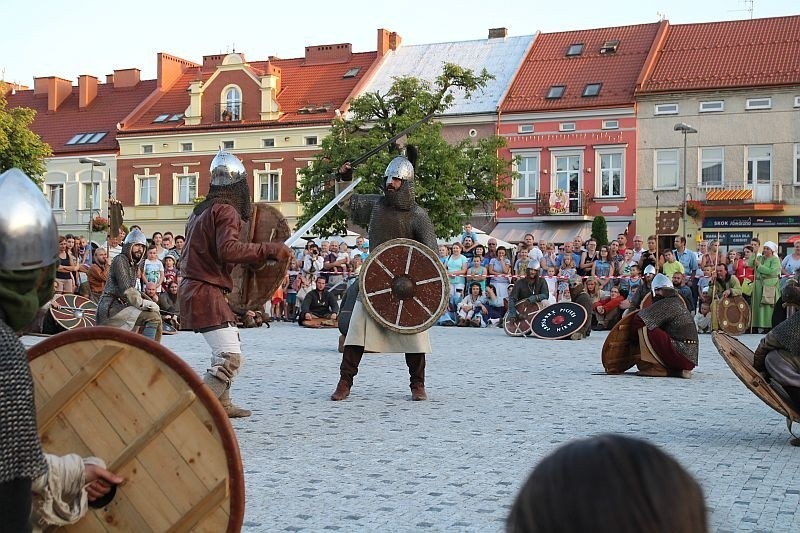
[210,148,246,186]
[383,156,414,185]
[0,168,59,270]
[123,228,147,247]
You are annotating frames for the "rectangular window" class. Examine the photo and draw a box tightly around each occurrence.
[263,138,275,147]
[554,154,581,195]
[222,140,234,150]
[82,182,100,210]
[746,97,772,110]
[517,124,534,134]
[142,144,153,154]
[258,172,280,202]
[138,177,157,205]
[514,155,539,199]
[747,145,772,185]
[48,184,64,210]
[795,144,800,184]
[566,43,584,56]
[700,147,724,187]
[180,142,193,152]
[177,175,198,204]
[655,149,679,189]
[795,96,800,108]
[601,120,619,130]
[304,136,318,146]
[153,114,170,123]
[582,83,601,97]
[699,101,724,113]
[598,152,623,197]
[547,85,565,99]
[559,122,576,132]
[654,103,679,115]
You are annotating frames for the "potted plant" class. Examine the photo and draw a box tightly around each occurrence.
[91,216,109,233]
[684,200,704,221]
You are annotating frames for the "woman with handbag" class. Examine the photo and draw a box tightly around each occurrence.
[748,241,781,333]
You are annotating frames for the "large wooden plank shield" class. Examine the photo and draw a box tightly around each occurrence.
[359,238,448,334]
[530,302,588,340]
[50,294,97,330]
[228,203,291,314]
[601,310,639,374]
[503,301,547,337]
[715,295,751,335]
[27,327,245,532]
[712,331,800,424]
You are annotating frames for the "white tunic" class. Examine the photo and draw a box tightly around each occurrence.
[344,300,432,353]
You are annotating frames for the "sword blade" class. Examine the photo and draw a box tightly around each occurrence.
[284,177,362,247]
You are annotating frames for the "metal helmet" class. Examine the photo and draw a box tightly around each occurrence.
[124,228,147,247]
[0,168,59,270]
[651,273,673,295]
[643,265,657,276]
[210,148,246,186]
[383,156,414,186]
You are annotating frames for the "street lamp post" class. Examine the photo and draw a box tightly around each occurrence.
[79,157,106,256]
[673,123,698,240]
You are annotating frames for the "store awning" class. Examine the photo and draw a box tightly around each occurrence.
[490,220,632,246]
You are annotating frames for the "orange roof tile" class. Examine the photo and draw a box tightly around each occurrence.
[639,15,800,93]
[7,80,158,155]
[125,51,378,133]
[501,23,661,113]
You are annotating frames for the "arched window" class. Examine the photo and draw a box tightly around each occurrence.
[222,86,241,121]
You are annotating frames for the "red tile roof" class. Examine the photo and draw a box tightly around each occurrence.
[501,23,661,113]
[639,15,800,93]
[6,80,158,155]
[125,51,378,133]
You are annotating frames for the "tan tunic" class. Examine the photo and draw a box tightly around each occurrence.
[344,300,431,353]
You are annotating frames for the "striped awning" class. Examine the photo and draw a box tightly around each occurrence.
[706,189,753,201]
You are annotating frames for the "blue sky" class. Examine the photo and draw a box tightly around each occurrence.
[2,0,797,86]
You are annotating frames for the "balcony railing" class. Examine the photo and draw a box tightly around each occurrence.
[216,102,242,122]
[689,182,784,204]
[537,190,591,216]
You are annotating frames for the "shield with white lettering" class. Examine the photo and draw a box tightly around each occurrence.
[530,301,588,340]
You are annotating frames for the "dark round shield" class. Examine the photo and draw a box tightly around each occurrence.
[530,301,588,340]
[716,295,751,335]
[50,293,97,329]
[712,331,800,424]
[359,238,449,334]
[228,203,291,314]
[503,300,546,337]
[27,327,245,531]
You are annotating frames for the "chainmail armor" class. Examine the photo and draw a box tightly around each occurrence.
[97,240,140,324]
[0,315,47,483]
[193,180,252,222]
[638,290,699,365]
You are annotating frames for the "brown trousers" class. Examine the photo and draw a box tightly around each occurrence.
[339,346,425,388]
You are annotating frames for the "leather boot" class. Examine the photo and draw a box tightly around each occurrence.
[203,373,227,399]
[331,346,363,400]
[406,353,427,401]
[220,389,251,418]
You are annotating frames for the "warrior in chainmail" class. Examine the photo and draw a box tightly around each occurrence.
[96,228,163,341]
[330,150,438,401]
[180,149,291,418]
[567,275,593,340]
[0,168,121,531]
[631,273,699,378]
[507,266,549,322]
[754,310,800,410]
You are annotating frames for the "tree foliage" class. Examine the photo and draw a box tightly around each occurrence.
[591,215,609,247]
[0,84,52,185]
[296,63,517,238]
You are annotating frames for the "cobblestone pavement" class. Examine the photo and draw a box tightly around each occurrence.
[29,323,800,532]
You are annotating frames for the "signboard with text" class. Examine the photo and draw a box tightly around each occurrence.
[703,232,753,246]
[703,216,800,228]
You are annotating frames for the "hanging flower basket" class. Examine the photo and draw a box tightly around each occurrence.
[91,216,109,232]
[684,200,704,220]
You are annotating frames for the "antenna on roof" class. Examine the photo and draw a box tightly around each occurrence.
[729,0,754,19]
[656,11,666,21]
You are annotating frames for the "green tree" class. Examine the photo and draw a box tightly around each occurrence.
[591,215,609,247]
[0,83,52,184]
[295,63,517,238]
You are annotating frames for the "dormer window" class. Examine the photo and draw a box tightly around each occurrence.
[566,43,584,57]
[600,40,620,54]
[343,67,360,78]
[582,83,602,97]
[220,86,242,121]
[547,85,565,99]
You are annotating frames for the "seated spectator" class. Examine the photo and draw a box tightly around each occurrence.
[506,434,707,533]
[695,301,712,333]
[479,284,506,327]
[672,272,694,311]
[592,286,627,331]
[457,283,485,327]
[159,281,180,331]
[299,277,339,327]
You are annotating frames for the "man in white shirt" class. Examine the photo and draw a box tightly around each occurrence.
[350,235,369,261]
[631,235,645,263]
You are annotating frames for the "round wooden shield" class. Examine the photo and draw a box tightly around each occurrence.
[715,295,751,335]
[640,292,653,309]
[27,327,245,532]
[50,294,97,330]
[712,331,800,424]
[530,301,588,340]
[503,300,546,337]
[228,203,291,314]
[359,238,449,334]
[601,310,638,374]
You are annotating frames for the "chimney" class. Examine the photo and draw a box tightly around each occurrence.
[33,76,72,112]
[203,54,226,71]
[106,73,114,84]
[113,68,140,88]
[388,31,401,51]
[78,75,98,109]
[488,27,508,39]
[304,43,352,65]
[378,28,391,56]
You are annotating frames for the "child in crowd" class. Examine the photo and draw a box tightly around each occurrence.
[466,256,488,293]
[286,258,301,321]
[697,265,714,296]
[162,254,178,293]
[626,264,643,303]
[557,254,577,302]
[480,284,506,327]
[544,266,559,305]
[695,301,712,333]
[141,244,165,292]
